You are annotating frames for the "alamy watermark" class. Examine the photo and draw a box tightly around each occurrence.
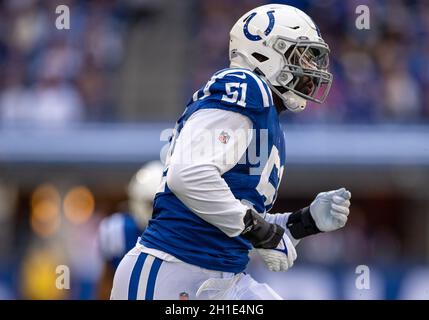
[355,5,370,30]
[159,128,276,176]
[55,5,70,30]
[355,265,370,290]
[56,265,70,290]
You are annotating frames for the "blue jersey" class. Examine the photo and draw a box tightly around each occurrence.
[98,213,142,269]
[141,68,286,273]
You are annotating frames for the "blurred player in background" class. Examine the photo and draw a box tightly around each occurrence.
[97,161,163,298]
[111,4,351,300]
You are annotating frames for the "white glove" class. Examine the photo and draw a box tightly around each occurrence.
[310,187,351,232]
[256,233,297,272]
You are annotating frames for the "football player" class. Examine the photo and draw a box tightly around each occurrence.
[97,161,163,297]
[111,4,351,300]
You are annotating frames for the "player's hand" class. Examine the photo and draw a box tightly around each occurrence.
[256,233,297,272]
[310,187,351,232]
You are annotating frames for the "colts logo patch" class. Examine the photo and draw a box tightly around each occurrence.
[243,10,275,41]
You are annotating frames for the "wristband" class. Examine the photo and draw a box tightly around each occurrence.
[286,206,321,239]
[241,209,284,249]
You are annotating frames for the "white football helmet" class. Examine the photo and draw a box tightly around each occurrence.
[128,161,164,229]
[229,4,332,112]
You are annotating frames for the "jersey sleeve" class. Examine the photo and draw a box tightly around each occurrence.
[190,68,274,121]
[166,108,253,237]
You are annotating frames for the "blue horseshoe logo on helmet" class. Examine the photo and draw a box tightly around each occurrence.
[243,10,275,41]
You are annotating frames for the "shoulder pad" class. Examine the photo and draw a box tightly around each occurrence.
[193,68,274,109]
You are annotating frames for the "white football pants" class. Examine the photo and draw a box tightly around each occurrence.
[110,244,282,300]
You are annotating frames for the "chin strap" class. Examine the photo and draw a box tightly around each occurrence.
[280,91,307,113]
[253,68,307,113]
[269,85,307,113]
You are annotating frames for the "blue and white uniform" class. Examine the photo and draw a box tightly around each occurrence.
[111,68,287,300]
[98,213,142,269]
[143,68,285,273]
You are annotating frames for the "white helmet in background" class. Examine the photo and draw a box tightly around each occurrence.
[229,4,332,112]
[128,161,164,229]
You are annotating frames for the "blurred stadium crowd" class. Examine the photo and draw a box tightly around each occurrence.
[0,0,127,126]
[0,0,428,125]
[0,0,428,300]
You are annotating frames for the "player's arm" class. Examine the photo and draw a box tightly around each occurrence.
[167,108,284,249]
[264,188,352,246]
[254,188,351,272]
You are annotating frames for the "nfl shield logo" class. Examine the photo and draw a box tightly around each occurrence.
[218,131,230,144]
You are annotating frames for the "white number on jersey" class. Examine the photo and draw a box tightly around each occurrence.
[193,70,248,107]
[256,145,284,208]
[222,83,247,107]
